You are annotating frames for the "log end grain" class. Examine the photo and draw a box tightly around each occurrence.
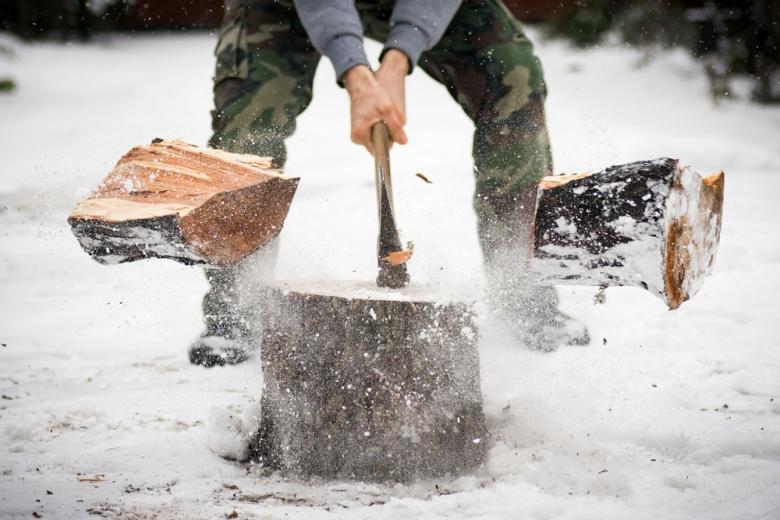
[663,169,725,309]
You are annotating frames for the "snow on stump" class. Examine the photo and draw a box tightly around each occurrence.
[68,139,299,267]
[250,281,489,481]
[531,158,725,309]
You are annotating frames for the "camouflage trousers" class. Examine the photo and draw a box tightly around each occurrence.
[202,0,554,339]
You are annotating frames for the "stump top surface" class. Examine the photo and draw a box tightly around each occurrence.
[268,279,476,305]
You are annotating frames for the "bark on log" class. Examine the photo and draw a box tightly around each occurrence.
[68,139,299,267]
[250,281,489,481]
[531,158,725,309]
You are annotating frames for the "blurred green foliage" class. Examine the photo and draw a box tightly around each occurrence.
[1,0,776,103]
[0,78,15,92]
[543,0,780,103]
[545,0,615,47]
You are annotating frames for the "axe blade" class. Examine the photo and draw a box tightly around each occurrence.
[372,123,409,289]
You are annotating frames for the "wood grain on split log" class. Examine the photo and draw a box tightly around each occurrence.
[250,280,489,481]
[532,158,724,309]
[68,139,299,266]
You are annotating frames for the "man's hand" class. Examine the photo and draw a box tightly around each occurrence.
[375,49,409,128]
[343,61,408,155]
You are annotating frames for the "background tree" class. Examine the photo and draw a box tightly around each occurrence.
[545,0,780,104]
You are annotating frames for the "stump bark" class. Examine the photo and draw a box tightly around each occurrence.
[250,281,489,481]
[531,158,724,309]
[68,139,299,266]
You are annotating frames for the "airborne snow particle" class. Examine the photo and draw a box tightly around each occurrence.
[472,438,481,444]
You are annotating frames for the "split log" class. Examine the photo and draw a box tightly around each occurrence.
[68,139,299,266]
[531,158,725,309]
[250,281,489,481]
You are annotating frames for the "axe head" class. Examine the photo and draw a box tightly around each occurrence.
[372,123,409,289]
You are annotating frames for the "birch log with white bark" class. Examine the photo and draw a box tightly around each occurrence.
[531,158,725,309]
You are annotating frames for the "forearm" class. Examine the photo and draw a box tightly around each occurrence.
[292,0,369,81]
[384,0,461,71]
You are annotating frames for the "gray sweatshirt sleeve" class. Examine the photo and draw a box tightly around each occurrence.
[384,0,462,70]
[292,0,369,82]
[293,1,462,81]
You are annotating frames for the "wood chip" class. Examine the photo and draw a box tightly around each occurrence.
[77,475,105,483]
[415,172,432,184]
[381,249,413,266]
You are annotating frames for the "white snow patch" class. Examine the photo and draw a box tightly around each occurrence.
[610,215,638,235]
[206,406,251,461]
[554,216,578,235]
[1,32,779,520]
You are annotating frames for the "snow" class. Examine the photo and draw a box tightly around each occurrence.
[2,31,780,519]
[272,279,474,304]
[206,402,260,462]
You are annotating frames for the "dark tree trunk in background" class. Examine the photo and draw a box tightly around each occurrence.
[747,0,780,102]
[76,0,90,41]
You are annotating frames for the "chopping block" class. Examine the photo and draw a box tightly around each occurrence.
[249,280,489,481]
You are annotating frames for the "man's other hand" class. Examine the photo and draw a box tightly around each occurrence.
[375,49,409,128]
[344,62,408,155]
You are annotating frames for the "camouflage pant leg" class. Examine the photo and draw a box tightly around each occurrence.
[209,0,319,164]
[202,267,250,339]
[203,0,318,339]
[419,0,560,335]
[418,0,553,261]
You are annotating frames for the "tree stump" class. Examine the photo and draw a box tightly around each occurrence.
[68,139,299,266]
[531,158,725,309]
[250,281,489,481]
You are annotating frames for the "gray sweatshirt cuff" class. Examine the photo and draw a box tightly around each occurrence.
[322,34,371,84]
[383,23,431,72]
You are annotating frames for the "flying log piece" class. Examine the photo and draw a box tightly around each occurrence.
[531,158,725,309]
[68,139,299,266]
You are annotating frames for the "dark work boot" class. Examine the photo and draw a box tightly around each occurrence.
[189,335,250,367]
[477,185,590,351]
[488,273,590,351]
[188,240,280,367]
[189,266,252,367]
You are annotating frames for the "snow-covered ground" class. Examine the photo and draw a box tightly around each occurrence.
[1,29,779,519]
